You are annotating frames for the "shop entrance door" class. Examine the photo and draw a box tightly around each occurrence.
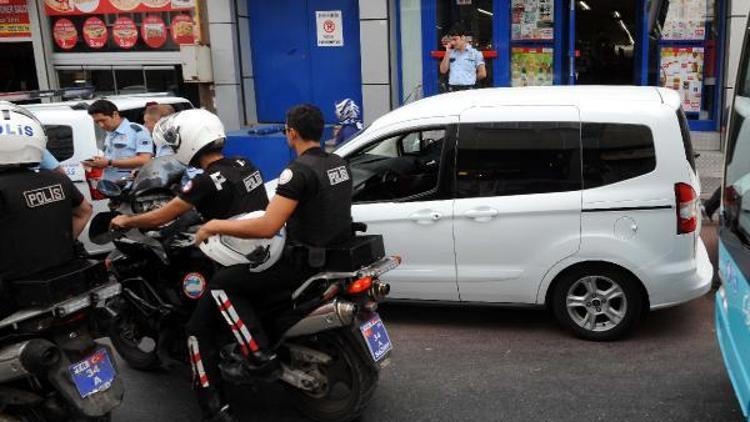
[249,0,362,123]
[572,0,638,85]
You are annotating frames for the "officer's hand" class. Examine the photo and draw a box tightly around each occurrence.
[194,222,216,245]
[110,215,130,231]
[87,156,109,168]
[444,41,452,52]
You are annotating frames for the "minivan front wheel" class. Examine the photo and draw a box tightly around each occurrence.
[551,266,644,341]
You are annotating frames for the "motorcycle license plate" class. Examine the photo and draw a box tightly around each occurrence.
[68,349,117,399]
[360,314,392,362]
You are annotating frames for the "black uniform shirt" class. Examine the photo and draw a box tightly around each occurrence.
[0,168,84,281]
[178,157,268,220]
[276,147,353,247]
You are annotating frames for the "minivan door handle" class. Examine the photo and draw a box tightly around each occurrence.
[409,210,442,225]
[464,207,499,222]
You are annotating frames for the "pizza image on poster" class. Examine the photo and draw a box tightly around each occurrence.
[82,16,107,48]
[73,0,100,13]
[142,0,170,7]
[170,14,194,44]
[112,16,138,48]
[142,15,167,48]
[110,0,141,11]
[46,0,75,13]
[53,18,78,49]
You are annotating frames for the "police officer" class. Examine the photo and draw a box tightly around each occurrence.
[109,109,268,422]
[0,102,93,299]
[192,104,353,421]
[439,24,487,91]
[85,99,153,182]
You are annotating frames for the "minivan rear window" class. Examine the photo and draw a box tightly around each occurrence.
[582,123,656,189]
[44,125,74,162]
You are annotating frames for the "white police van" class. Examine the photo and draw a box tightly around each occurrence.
[24,94,193,254]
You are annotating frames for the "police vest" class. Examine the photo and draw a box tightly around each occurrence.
[0,169,76,281]
[288,151,353,247]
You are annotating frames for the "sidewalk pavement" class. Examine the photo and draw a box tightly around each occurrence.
[692,131,723,200]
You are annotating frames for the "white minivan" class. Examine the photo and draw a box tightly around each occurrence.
[327,86,712,340]
[25,94,193,254]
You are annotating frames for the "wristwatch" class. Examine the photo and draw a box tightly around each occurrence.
[107,158,113,167]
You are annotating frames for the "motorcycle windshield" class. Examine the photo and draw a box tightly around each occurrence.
[132,156,187,193]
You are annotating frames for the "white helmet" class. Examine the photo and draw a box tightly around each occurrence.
[152,108,225,166]
[199,211,286,272]
[0,101,46,166]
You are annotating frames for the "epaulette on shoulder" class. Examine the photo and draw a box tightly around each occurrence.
[129,123,144,132]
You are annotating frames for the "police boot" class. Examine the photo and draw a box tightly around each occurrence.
[204,405,236,422]
[219,344,281,383]
[197,387,234,422]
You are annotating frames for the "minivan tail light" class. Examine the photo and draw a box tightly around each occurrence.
[675,183,698,234]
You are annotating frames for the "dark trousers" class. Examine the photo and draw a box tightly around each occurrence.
[185,260,313,415]
[448,84,475,92]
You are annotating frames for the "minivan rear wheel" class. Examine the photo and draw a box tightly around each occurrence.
[551,266,644,341]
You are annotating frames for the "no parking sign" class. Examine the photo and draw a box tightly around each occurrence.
[316,10,343,47]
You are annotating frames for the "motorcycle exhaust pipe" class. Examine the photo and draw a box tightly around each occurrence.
[0,339,61,382]
[283,299,356,338]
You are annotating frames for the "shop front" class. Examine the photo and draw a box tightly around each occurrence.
[42,0,199,104]
[0,0,38,95]
[398,0,725,131]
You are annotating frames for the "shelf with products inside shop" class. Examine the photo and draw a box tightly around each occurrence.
[430,50,498,59]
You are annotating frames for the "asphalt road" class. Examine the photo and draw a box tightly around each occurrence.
[112,222,743,422]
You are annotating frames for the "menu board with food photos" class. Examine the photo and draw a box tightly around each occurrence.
[511,0,554,41]
[660,47,704,112]
[511,47,554,86]
[661,0,707,41]
[45,0,194,15]
[47,0,195,52]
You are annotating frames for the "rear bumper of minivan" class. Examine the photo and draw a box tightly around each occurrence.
[648,238,713,310]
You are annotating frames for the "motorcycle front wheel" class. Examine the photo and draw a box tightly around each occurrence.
[287,330,379,422]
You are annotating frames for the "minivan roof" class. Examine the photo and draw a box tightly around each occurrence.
[372,86,679,132]
[24,94,191,112]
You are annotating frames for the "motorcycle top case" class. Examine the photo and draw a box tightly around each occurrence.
[10,259,107,308]
[300,235,386,272]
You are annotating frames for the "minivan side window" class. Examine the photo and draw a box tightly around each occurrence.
[455,122,581,198]
[581,123,656,189]
[724,94,750,243]
[44,125,74,162]
[348,128,448,203]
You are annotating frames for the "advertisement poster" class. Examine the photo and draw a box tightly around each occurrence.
[82,16,107,48]
[170,14,193,44]
[112,16,137,49]
[661,47,704,112]
[662,0,707,40]
[511,0,554,41]
[53,18,78,49]
[44,0,194,15]
[0,0,30,38]
[316,10,343,47]
[511,48,554,86]
[141,15,167,48]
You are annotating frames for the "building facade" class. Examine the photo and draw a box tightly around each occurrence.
[3,0,748,133]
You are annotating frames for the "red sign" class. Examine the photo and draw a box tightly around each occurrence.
[170,14,193,45]
[141,15,166,48]
[112,16,137,49]
[53,18,78,49]
[0,0,31,39]
[82,16,107,48]
[44,0,194,15]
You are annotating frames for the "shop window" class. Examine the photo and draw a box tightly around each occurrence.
[456,122,581,198]
[581,123,656,189]
[116,69,146,94]
[399,0,423,103]
[436,0,494,91]
[44,125,74,162]
[145,69,179,94]
[349,128,447,203]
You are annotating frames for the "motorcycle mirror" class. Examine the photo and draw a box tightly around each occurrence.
[88,211,119,245]
[96,179,122,198]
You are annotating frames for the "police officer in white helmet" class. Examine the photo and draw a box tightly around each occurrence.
[0,102,93,313]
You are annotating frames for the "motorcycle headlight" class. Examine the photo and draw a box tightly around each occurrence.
[133,193,173,214]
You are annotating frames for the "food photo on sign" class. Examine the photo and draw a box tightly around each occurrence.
[170,14,194,44]
[141,15,167,48]
[82,16,107,48]
[53,18,78,49]
[112,15,138,49]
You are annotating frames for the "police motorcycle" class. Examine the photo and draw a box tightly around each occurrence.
[89,158,399,421]
[0,259,124,421]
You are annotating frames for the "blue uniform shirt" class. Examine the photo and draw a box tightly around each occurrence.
[448,45,485,86]
[104,118,153,181]
[38,149,60,171]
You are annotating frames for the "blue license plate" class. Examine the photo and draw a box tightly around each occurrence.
[68,349,117,399]
[360,314,392,362]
